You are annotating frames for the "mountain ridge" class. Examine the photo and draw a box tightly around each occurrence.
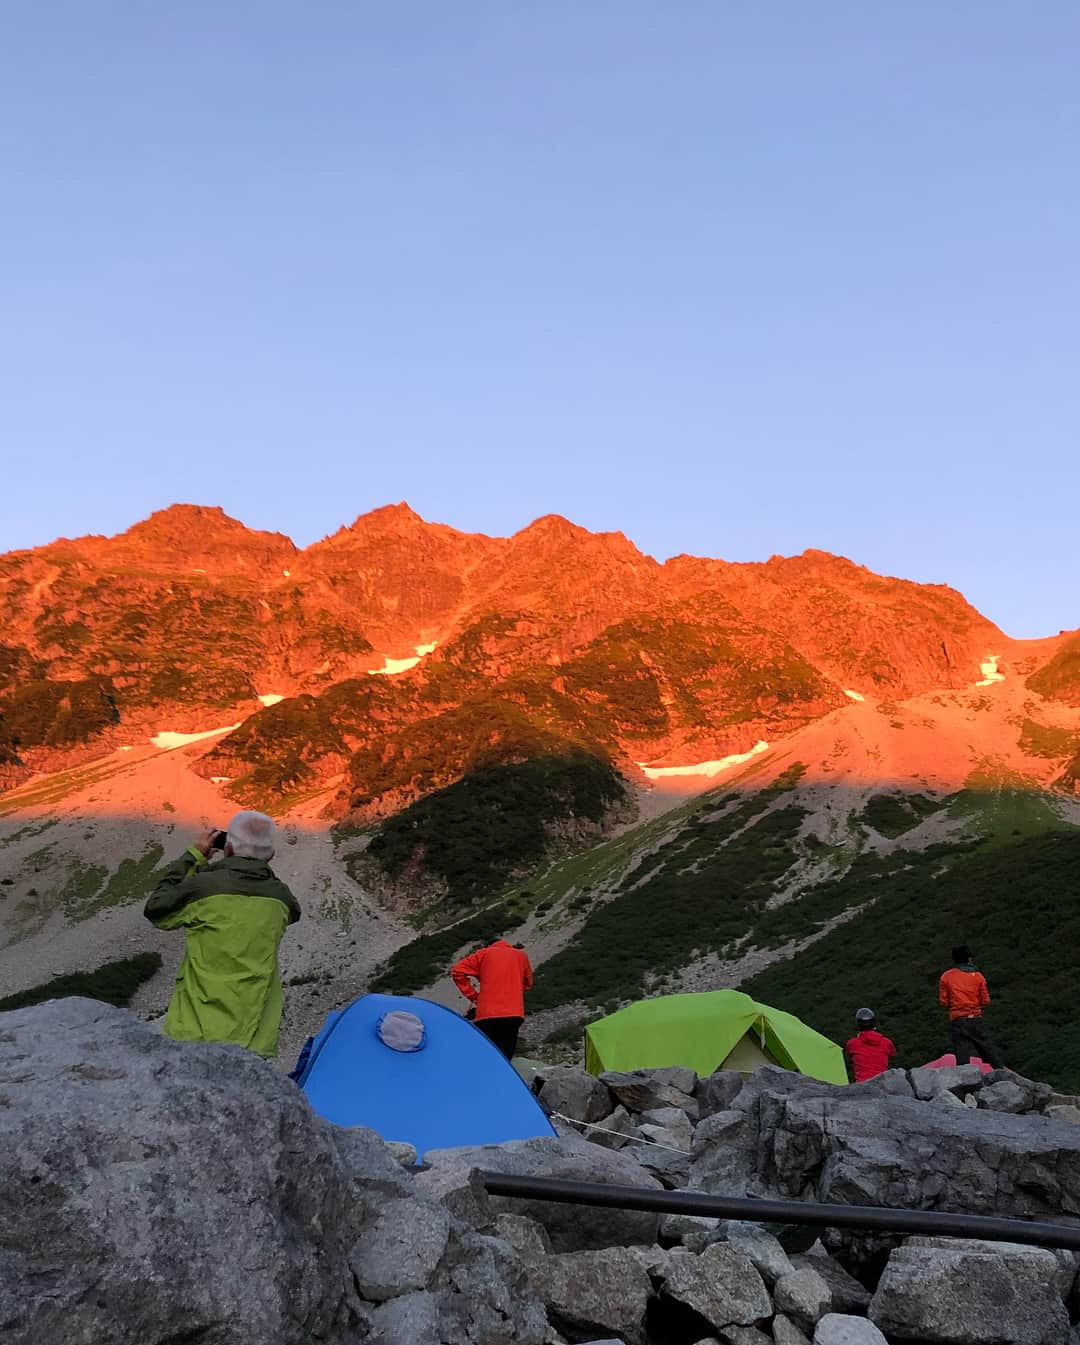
[3,501,1069,825]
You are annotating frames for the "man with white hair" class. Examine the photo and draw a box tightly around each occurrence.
[144,810,301,1058]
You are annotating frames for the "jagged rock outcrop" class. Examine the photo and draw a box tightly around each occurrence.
[1,499,1021,816]
[869,1242,1070,1344]
[0,998,547,1345]
[422,1133,664,1251]
[6,1007,1080,1345]
[689,1065,1080,1222]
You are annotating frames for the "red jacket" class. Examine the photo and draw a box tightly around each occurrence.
[845,1029,896,1082]
[939,966,990,1021]
[451,940,533,1021]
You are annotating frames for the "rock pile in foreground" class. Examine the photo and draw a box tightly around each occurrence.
[4,999,1080,1345]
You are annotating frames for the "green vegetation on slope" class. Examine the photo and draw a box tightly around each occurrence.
[859,792,942,838]
[1027,635,1080,707]
[369,897,531,995]
[0,675,118,751]
[530,766,808,1011]
[744,829,1080,1092]
[364,751,626,904]
[1019,719,1079,760]
[0,952,162,1013]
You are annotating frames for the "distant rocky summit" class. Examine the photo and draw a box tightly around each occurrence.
[4,997,1080,1344]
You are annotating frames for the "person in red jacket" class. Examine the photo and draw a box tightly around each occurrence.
[451,938,533,1059]
[939,945,1003,1068]
[845,1007,897,1082]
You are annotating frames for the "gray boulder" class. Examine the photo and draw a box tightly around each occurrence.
[721,1328,773,1345]
[331,1123,414,1195]
[658,1211,721,1250]
[0,998,363,1344]
[903,1237,1077,1303]
[492,1212,552,1264]
[773,1265,833,1329]
[790,1252,871,1314]
[869,1243,1069,1344]
[623,1138,691,1189]
[661,1242,772,1333]
[976,1078,1031,1113]
[0,998,548,1345]
[384,1139,418,1166]
[580,1104,640,1150]
[412,1160,493,1227]
[988,1070,1052,1112]
[601,1069,699,1119]
[351,1196,452,1301]
[627,1242,675,1278]
[814,1315,888,1345]
[422,1133,663,1250]
[368,1229,549,1344]
[908,1064,985,1101]
[774,1314,814,1345]
[639,1122,690,1151]
[538,1066,615,1124]
[691,1067,1080,1222]
[529,1248,652,1345]
[846,1069,915,1099]
[697,1069,746,1117]
[648,1064,699,1095]
[724,1220,795,1285]
[977,1076,1043,1114]
[639,1106,695,1148]
[366,1289,444,1344]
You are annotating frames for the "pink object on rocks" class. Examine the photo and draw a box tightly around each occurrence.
[923,1053,993,1074]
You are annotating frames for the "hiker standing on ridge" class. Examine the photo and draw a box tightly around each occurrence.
[144,811,301,1059]
[451,938,533,1059]
[939,944,1004,1069]
[845,1007,896,1082]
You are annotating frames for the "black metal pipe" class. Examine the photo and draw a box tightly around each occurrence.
[479,1172,1080,1252]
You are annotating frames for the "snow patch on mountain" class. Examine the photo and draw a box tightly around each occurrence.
[257,693,285,707]
[151,724,241,750]
[638,739,770,780]
[369,641,439,677]
[843,689,866,702]
[977,655,1005,686]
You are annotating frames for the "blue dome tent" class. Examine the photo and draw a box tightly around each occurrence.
[293,993,556,1155]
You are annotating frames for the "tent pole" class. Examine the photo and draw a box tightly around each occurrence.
[478,1173,1080,1251]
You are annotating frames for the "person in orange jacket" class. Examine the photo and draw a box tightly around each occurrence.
[451,938,533,1059]
[939,944,1003,1069]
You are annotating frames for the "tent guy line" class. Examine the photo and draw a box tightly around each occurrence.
[548,1111,690,1155]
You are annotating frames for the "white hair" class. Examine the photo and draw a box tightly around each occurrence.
[227,810,276,861]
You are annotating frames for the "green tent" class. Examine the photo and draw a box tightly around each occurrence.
[584,989,846,1084]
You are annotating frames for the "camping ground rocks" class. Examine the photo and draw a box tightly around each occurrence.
[5,1001,1080,1344]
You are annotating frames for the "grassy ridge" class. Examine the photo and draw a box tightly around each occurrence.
[530,766,808,1011]
[365,751,626,904]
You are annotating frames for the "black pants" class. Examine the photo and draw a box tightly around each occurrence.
[477,1016,523,1060]
[950,1016,1003,1069]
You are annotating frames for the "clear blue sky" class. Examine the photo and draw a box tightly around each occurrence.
[2,3,1077,638]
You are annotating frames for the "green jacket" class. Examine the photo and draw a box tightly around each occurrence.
[144,847,301,1059]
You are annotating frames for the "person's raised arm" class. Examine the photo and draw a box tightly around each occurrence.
[451,949,483,1003]
[143,832,212,926]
